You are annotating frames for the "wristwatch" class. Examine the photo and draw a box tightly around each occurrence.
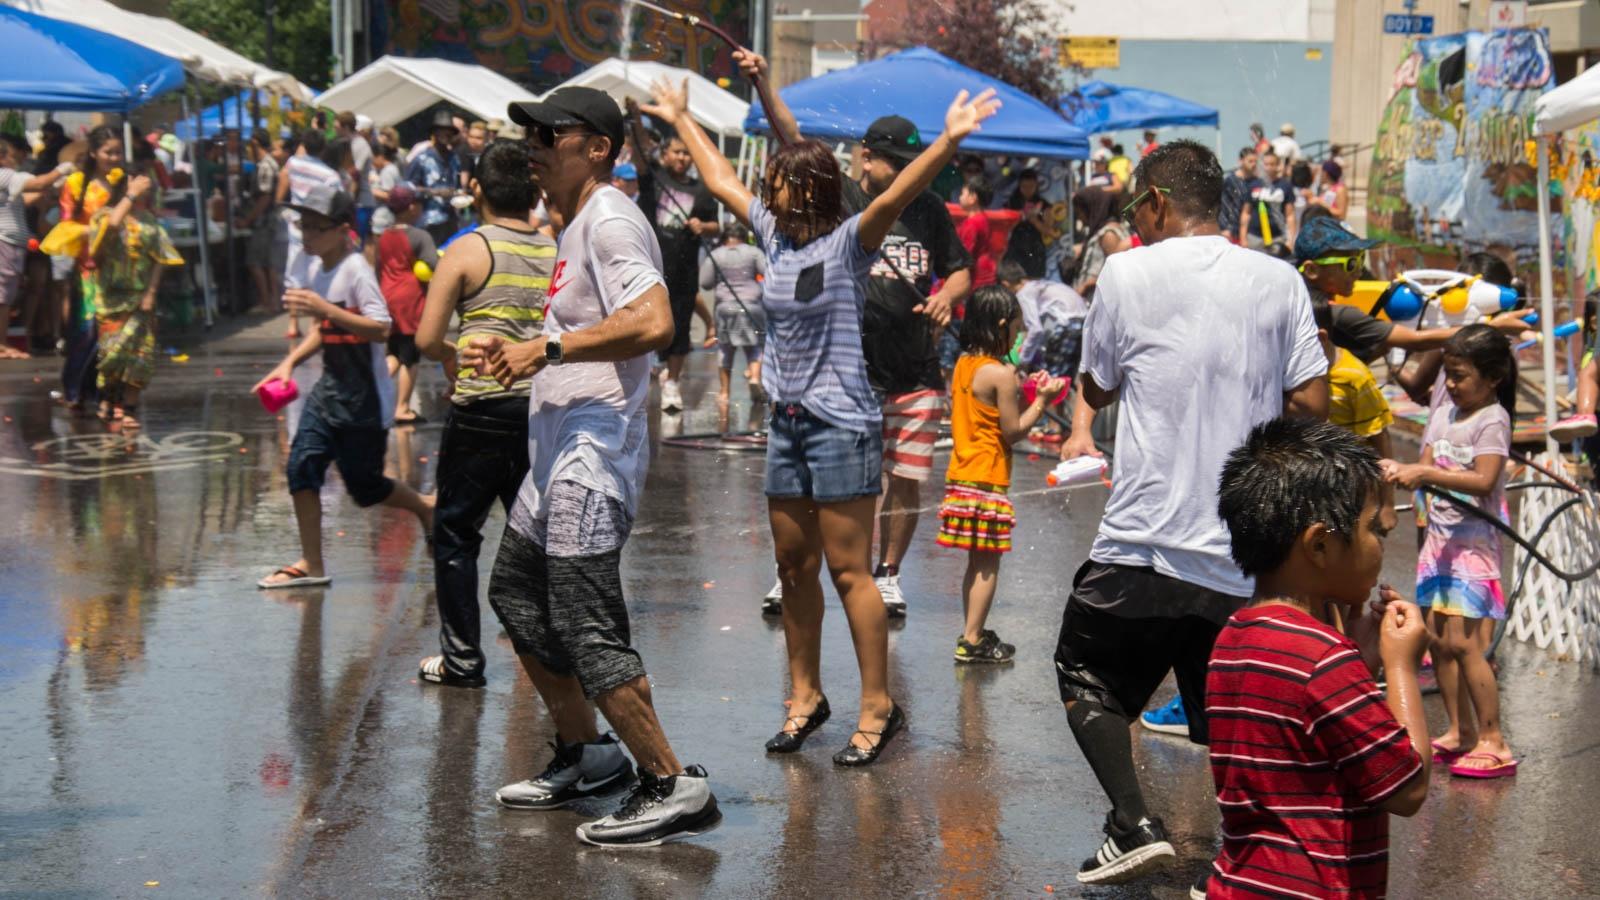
[545,333,564,366]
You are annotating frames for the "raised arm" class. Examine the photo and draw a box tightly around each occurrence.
[733,50,800,146]
[859,89,1000,253]
[640,79,754,223]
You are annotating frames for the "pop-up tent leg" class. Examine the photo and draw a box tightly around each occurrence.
[1535,136,1557,460]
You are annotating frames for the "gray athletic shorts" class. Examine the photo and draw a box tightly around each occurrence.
[488,482,643,697]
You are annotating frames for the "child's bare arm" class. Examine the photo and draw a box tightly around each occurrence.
[1382,447,1504,497]
[978,363,1048,446]
[1376,595,1431,816]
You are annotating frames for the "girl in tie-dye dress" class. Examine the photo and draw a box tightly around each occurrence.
[1380,324,1518,779]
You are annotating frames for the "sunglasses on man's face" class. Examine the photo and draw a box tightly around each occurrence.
[1308,252,1365,273]
[1119,186,1170,225]
[532,124,597,148]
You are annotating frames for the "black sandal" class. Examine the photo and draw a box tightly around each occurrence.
[832,703,905,767]
[765,696,831,753]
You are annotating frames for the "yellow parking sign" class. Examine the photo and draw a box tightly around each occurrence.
[1059,36,1120,70]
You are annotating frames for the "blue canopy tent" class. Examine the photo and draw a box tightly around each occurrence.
[173,89,311,142]
[744,47,1089,159]
[1059,80,1219,144]
[0,6,184,112]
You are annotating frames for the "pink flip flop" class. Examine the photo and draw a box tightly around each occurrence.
[1449,752,1518,779]
[1431,739,1468,764]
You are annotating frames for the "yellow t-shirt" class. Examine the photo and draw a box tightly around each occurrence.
[1328,348,1393,437]
[1109,156,1133,186]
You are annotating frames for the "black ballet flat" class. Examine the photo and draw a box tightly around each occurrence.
[765,696,831,754]
[832,703,905,767]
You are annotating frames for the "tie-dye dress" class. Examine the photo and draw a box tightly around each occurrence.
[1416,378,1511,619]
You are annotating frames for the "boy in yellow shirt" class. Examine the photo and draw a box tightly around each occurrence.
[1311,294,1398,531]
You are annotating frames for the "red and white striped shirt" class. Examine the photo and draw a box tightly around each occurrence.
[1206,605,1422,900]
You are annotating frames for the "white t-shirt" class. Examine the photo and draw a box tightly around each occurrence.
[512,185,665,531]
[290,251,395,429]
[1079,235,1326,598]
[349,135,375,207]
[0,167,32,246]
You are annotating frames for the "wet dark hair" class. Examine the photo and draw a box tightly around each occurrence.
[300,128,327,158]
[1218,417,1382,577]
[473,139,535,215]
[1309,294,1332,331]
[963,175,993,207]
[1443,323,1518,417]
[960,285,1022,358]
[1133,139,1223,221]
[1462,251,1513,289]
[762,139,844,244]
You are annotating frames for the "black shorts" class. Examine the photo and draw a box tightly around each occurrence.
[664,289,697,358]
[1053,561,1241,745]
[486,526,645,699]
[285,406,394,507]
[386,332,420,367]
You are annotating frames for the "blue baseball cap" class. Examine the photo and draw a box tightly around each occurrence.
[613,161,638,181]
[1293,216,1381,263]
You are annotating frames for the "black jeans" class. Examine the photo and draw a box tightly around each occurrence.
[433,397,529,678]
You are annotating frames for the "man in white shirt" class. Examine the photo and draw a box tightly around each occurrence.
[1053,140,1329,886]
[0,135,73,359]
[461,86,721,850]
[1270,122,1302,166]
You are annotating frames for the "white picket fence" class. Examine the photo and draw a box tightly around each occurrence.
[1508,453,1600,664]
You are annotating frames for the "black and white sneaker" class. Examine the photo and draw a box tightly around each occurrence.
[576,764,722,848]
[1076,812,1176,884]
[495,734,635,810]
[1191,871,1210,899]
[761,577,783,615]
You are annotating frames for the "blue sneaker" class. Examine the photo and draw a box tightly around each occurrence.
[1139,695,1189,736]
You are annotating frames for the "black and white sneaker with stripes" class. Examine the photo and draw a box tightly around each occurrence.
[495,734,635,810]
[576,764,722,848]
[1076,812,1176,884]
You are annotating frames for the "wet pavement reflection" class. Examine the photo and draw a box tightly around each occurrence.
[3,326,1597,897]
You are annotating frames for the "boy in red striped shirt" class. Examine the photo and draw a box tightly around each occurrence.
[1207,418,1431,899]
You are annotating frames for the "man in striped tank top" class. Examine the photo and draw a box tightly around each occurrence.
[415,140,556,688]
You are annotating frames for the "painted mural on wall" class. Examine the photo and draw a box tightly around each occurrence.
[1548,125,1600,297]
[1367,29,1555,257]
[371,0,751,90]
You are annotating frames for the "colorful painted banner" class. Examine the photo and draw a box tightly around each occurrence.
[1553,124,1600,297]
[1367,29,1555,257]
[371,0,751,91]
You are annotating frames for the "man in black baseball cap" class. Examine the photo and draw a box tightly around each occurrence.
[510,86,625,161]
[861,114,926,165]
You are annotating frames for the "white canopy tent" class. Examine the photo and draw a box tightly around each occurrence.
[550,59,751,139]
[1532,65,1600,457]
[315,56,533,127]
[6,0,312,100]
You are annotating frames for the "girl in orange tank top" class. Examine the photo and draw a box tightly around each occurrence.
[936,287,1065,664]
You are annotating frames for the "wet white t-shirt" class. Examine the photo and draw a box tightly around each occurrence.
[1079,235,1326,598]
[511,185,665,535]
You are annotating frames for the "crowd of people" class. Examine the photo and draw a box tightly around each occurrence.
[6,49,1591,896]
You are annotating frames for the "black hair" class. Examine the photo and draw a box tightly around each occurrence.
[1442,323,1518,417]
[1217,417,1382,577]
[251,129,272,152]
[1290,160,1314,189]
[282,136,300,157]
[1112,144,1125,156]
[1133,139,1223,221]
[724,221,750,244]
[78,124,124,205]
[1299,204,1336,227]
[1461,251,1513,289]
[1238,146,1256,160]
[1017,167,1039,181]
[299,128,327,158]
[963,175,992,207]
[1309,294,1332,330]
[996,259,1028,285]
[473,139,535,215]
[0,133,28,157]
[322,138,351,171]
[959,285,1021,358]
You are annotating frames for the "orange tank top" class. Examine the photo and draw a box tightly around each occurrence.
[946,354,1011,487]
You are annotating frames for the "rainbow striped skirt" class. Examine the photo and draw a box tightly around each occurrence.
[935,480,1015,553]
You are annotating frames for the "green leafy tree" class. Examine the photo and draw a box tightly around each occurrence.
[907,0,1064,105]
[170,0,333,90]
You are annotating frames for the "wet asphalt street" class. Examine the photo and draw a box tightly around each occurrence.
[3,316,1598,898]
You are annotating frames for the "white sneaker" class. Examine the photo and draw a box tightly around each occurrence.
[661,380,684,412]
[761,578,783,615]
[496,734,635,810]
[877,572,907,618]
[576,764,722,847]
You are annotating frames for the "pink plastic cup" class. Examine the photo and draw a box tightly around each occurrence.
[257,378,299,413]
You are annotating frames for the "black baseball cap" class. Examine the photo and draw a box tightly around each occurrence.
[861,115,925,164]
[509,87,624,152]
[287,182,355,224]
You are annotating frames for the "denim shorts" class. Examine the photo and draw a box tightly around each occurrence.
[287,405,393,507]
[765,403,883,502]
[937,318,963,372]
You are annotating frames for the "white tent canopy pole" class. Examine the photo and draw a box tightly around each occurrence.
[315,56,534,128]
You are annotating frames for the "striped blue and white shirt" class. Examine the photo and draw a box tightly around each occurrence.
[748,196,881,434]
